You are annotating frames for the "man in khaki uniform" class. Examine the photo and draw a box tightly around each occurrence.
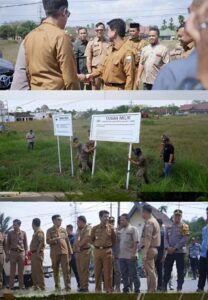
[171,24,194,60]
[91,210,116,293]
[85,22,108,90]
[30,218,45,291]
[46,215,73,291]
[127,23,148,67]
[6,219,28,289]
[118,214,140,294]
[130,147,149,191]
[0,229,7,289]
[136,26,170,90]
[141,204,160,293]
[87,18,135,90]
[73,216,91,292]
[24,0,80,90]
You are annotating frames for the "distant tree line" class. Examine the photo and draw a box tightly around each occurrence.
[0,21,37,39]
[160,15,185,31]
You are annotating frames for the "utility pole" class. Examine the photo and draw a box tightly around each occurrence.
[117,202,120,226]
[110,203,112,216]
[74,202,78,230]
[38,3,43,23]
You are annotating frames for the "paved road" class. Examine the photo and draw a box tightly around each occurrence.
[1,277,205,298]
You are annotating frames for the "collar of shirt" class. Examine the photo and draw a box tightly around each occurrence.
[187,41,195,50]
[112,39,126,51]
[42,18,62,30]
[95,36,106,43]
[129,36,140,42]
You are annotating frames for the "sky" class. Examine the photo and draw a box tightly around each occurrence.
[0,0,191,27]
[0,201,207,243]
[1,90,207,112]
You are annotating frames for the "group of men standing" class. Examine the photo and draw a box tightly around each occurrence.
[11,0,197,91]
[2,204,208,294]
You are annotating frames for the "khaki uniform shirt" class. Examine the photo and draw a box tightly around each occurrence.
[181,42,195,58]
[141,216,160,257]
[170,44,184,61]
[91,223,116,248]
[46,226,72,255]
[74,225,91,252]
[118,225,139,259]
[0,232,6,254]
[30,228,45,252]
[127,37,148,66]
[140,43,170,84]
[24,18,80,90]
[92,39,135,89]
[7,230,28,252]
[85,36,108,68]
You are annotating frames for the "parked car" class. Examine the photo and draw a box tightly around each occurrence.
[3,247,53,289]
[0,58,14,90]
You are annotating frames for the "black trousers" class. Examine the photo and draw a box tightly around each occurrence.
[190,257,199,279]
[69,255,80,287]
[198,256,208,290]
[143,83,153,90]
[164,253,185,290]
[155,259,163,289]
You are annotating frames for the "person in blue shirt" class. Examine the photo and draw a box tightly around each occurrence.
[189,237,201,280]
[197,211,208,291]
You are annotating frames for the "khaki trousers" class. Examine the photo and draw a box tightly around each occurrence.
[31,252,45,289]
[0,254,4,289]
[76,249,91,289]
[51,253,70,289]
[9,251,25,289]
[143,248,158,292]
[94,248,113,293]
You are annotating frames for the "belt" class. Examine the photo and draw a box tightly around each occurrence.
[104,82,125,87]
[94,246,112,250]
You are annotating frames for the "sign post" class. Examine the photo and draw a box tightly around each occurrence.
[91,140,97,177]
[90,113,141,189]
[52,114,73,175]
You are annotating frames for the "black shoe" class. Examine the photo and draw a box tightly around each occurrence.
[79,288,89,293]
[196,289,204,292]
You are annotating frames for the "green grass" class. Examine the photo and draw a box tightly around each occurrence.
[0,115,208,200]
[0,39,178,66]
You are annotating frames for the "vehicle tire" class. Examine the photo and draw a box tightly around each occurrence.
[24,274,33,288]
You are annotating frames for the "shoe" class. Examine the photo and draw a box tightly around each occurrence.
[196,289,204,292]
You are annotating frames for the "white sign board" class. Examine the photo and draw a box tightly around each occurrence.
[53,114,73,137]
[90,113,141,143]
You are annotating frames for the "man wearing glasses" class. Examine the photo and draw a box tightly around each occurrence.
[46,215,73,291]
[85,22,108,90]
[23,0,80,90]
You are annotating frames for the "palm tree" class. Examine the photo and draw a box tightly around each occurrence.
[0,212,12,233]
[158,206,168,213]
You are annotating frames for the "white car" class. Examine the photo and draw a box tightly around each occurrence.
[3,247,53,288]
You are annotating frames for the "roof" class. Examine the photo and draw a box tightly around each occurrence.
[128,202,172,226]
[179,103,208,111]
[160,29,176,37]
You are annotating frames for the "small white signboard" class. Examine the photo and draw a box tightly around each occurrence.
[52,114,74,176]
[90,113,141,143]
[53,114,73,137]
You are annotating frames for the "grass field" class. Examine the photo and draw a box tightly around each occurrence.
[0,115,208,200]
[0,39,177,66]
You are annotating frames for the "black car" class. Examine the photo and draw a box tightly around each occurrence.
[0,58,14,89]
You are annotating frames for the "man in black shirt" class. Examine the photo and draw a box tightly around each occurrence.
[73,27,91,90]
[163,137,175,177]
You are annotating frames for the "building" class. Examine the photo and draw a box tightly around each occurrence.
[0,100,9,122]
[178,103,208,115]
[9,112,34,122]
[128,202,172,239]
[160,29,176,40]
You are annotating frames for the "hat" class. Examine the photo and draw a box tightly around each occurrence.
[130,23,140,29]
[174,209,182,216]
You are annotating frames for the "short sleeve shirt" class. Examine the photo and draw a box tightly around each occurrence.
[163,144,174,162]
[118,225,139,259]
[140,43,170,84]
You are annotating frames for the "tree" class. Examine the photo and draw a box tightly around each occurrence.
[168,104,179,115]
[158,206,168,213]
[0,212,12,233]
[161,19,167,30]
[41,105,49,112]
[169,17,175,30]
[178,15,185,26]
[16,21,37,39]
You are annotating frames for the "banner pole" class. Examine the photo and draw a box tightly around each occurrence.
[57,136,62,174]
[126,143,132,190]
[70,136,74,177]
[91,140,97,177]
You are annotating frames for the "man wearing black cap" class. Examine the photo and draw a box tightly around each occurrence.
[73,216,91,292]
[163,137,175,177]
[23,0,80,90]
[163,209,189,292]
[46,215,73,291]
[127,23,148,69]
[141,204,160,293]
